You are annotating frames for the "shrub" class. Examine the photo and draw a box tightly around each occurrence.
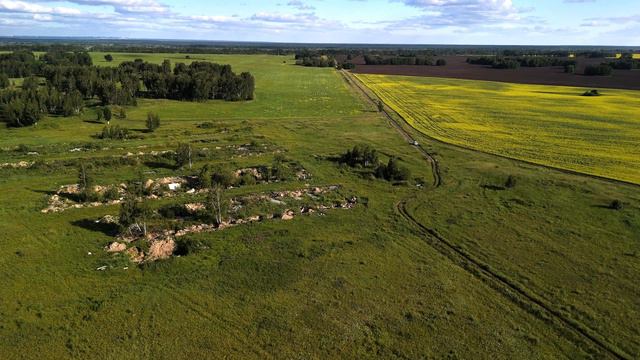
[103,186,121,201]
[436,59,447,66]
[609,200,623,210]
[198,122,215,129]
[582,89,600,97]
[146,112,160,132]
[104,54,114,62]
[505,175,517,188]
[100,125,129,140]
[174,237,206,256]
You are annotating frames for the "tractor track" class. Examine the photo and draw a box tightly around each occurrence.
[396,200,629,360]
[341,70,629,359]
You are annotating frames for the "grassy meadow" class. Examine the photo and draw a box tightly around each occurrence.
[356,74,640,185]
[0,53,638,359]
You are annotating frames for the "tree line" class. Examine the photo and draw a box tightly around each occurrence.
[364,55,446,66]
[0,51,255,127]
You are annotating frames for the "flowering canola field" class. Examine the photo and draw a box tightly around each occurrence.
[356,74,640,184]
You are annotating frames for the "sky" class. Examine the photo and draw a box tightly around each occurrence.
[0,0,638,45]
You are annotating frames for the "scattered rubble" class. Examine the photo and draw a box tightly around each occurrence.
[0,161,34,169]
[105,242,127,253]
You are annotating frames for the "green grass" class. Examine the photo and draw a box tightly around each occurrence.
[0,53,638,359]
[357,74,640,185]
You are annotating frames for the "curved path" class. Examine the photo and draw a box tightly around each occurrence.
[341,69,631,359]
[340,70,441,188]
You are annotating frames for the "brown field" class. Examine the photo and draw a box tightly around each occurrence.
[351,55,640,90]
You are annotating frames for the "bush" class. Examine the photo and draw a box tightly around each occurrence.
[609,200,623,210]
[582,89,600,97]
[436,59,447,66]
[104,54,114,62]
[146,112,160,132]
[174,237,206,256]
[103,186,121,201]
[100,125,129,140]
[198,122,215,129]
[505,175,517,188]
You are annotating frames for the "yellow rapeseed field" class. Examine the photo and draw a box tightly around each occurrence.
[357,74,640,184]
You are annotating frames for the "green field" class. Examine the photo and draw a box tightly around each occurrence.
[0,54,639,359]
[356,74,640,185]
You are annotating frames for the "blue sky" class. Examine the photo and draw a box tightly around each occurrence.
[0,1,637,45]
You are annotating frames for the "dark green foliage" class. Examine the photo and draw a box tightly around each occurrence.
[78,163,97,202]
[375,158,411,182]
[609,200,624,210]
[117,107,126,119]
[22,76,40,92]
[505,175,517,189]
[340,145,379,167]
[175,143,192,169]
[270,155,293,181]
[582,89,600,97]
[104,54,114,62]
[102,186,120,201]
[100,125,129,140]
[103,107,112,122]
[146,112,160,132]
[174,237,206,256]
[584,64,612,76]
[377,100,384,112]
[436,59,447,66]
[364,55,434,66]
[198,122,215,129]
[0,73,9,89]
[211,166,236,187]
[119,192,150,231]
[295,55,337,67]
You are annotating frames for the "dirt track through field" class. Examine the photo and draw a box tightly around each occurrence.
[340,70,441,188]
[342,69,630,359]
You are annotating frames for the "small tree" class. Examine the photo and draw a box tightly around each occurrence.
[96,108,104,122]
[206,184,226,226]
[104,54,114,62]
[103,107,112,124]
[146,112,160,132]
[377,100,384,112]
[505,175,517,189]
[118,107,127,119]
[78,163,96,202]
[119,191,151,236]
[175,143,192,169]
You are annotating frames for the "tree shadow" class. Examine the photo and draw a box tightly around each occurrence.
[144,160,177,170]
[481,184,506,191]
[71,219,120,237]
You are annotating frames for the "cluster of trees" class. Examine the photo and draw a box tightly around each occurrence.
[340,145,412,182]
[0,51,255,127]
[0,84,84,126]
[136,60,255,101]
[364,55,443,66]
[467,56,575,69]
[607,59,640,70]
[295,55,337,68]
[584,64,613,76]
